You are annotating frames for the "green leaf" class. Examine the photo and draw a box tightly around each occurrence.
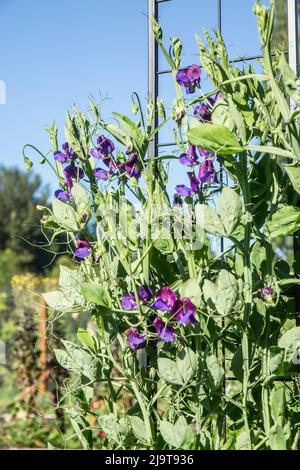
[231,346,243,382]
[266,206,300,238]
[218,187,242,235]
[235,430,251,450]
[59,266,84,305]
[160,416,190,448]
[52,198,79,231]
[80,282,110,307]
[43,290,74,311]
[203,280,217,309]
[154,237,174,254]
[128,416,147,442]
[158,358,183,385]
[284,165,300,195]
[278,326,300,349]
[61,340,100,381]
[105,123,127,146]
[195,204,225,236]
[71,182,90,215]
[187,123,243,155]
[270,385,286,424]
[268,424,287,450]
[77,328,97,352]
[206,354,224,389]
[98,414,130,445]
[212,100,235,131]
[204,270,238,316]
[179,278,201,307]
[158,348,197,385]
[67,408,93,450]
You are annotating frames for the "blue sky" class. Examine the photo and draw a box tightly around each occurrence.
[0,0,269,193]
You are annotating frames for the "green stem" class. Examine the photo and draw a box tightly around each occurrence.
[239,152,253,448]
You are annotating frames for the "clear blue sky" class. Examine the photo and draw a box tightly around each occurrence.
[0,0,270,193]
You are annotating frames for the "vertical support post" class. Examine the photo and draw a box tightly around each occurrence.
[148,0,159,158]
[288,0,299,74]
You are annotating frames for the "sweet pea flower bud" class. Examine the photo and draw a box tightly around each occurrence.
[157,97,166,121]
[152,17,163,43]
[132,101,138,116]
[172,37,182,69]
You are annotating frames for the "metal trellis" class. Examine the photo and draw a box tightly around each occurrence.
[148,0,300,399]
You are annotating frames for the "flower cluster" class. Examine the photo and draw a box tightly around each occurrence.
[90,135,142,182]
[54,142,84,201]
[176,145,218,197]
[123,285,198,351]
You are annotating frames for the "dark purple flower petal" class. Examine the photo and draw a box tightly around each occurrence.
[121,292,137,311]
[198,147,214,158]
[153,317,176,343]
[127,327,146,351]
[172,298,198,325]
[187,172,200,193]
[54,151,70,164]
[258,286,273,302]
[151,286,177,312]
[90,148,101,159]
[123,153,141,179]
[74,239,91,259]
[179,145,198,167]
[96,135,115,155]
[138,285,153,303]
[176,185,192,197]
[63,164,84,180]
[198,160,218,184]
[176,65,201,94]
[94,168,109,180]
[54,189,71,202]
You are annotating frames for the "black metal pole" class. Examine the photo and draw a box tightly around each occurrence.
[148,0,159,159]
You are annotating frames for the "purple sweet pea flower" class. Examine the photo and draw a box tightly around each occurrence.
[153,317,176,343]
[123,153,141,179]
[97,135,115,155]
[198,147,214,158]
[138,285,153,303]
[54,142,75,164]
[121,292,137,311]
[63,164,84,180]
[94,168,109,180]
[258,286,273,302]
[127,327,146,351]
[151,286,177,312]
[187,172,200,193]
[172,298,198,325]
[198,160,218,184]
[194,94,221,123]
[179,145,199,167]
[54,189,71,202]
[176,64,201,94]
[176,185,192,197]
[74,239,91,259]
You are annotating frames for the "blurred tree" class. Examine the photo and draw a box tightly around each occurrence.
[0,166,53,273]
